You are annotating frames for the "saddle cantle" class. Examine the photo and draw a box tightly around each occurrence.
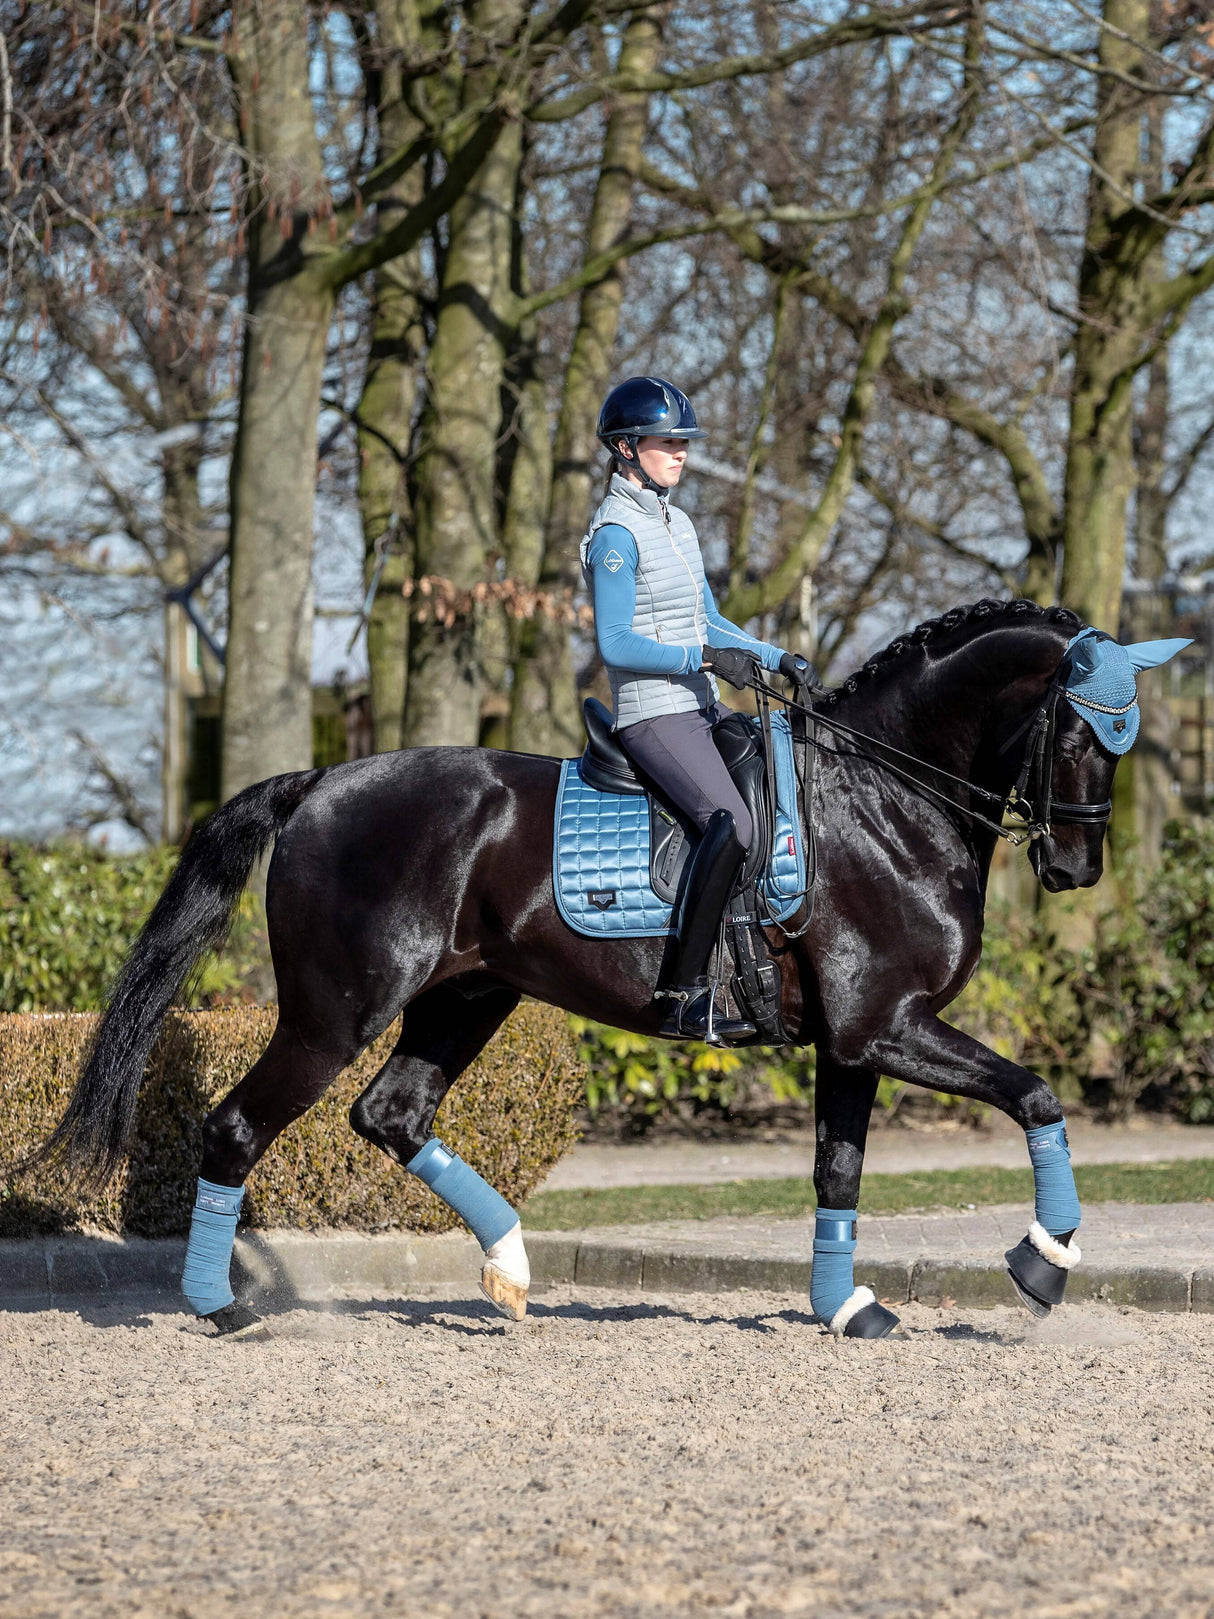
[556,699,806,937]
[579,699,646,795]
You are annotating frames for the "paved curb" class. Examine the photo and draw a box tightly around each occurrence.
[1,1230,1210,1314]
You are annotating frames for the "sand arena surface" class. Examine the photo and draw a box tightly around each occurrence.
[2,1288,1213,1618]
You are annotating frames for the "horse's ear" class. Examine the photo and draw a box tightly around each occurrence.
[1065,627,1105,677]
[1123,637,1193,673]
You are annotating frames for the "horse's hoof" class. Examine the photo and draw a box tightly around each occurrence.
[206,1302,268,1338]
[481,1263,528,1321]
[843,1299,904,1339]
[1007,1269,1052,1318]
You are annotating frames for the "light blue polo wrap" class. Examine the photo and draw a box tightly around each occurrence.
[406,1138,518,1250]
[1025,1120,1082,1236]
[811,1207,858,1324]
[181,1177,245,1316]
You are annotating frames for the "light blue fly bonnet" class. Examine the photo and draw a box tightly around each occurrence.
[1063,628,1192,754]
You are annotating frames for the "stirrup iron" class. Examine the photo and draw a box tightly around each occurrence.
[658,979,755,1045]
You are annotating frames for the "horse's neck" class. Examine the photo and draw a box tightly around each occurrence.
[842,625,1066,800]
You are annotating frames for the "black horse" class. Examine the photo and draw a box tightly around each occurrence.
[40,599,1117,1332]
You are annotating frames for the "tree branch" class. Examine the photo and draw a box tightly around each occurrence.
[724,10,985,621]
[528,0,967,123]
[1164,410,1214,506]
[857,463,1017,589]
[320,106,510,288]
[70,729,157,843]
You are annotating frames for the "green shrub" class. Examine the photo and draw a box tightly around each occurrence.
[0,842,268,1012]
[0,1003,583,1237]
[953,821,1214,1122]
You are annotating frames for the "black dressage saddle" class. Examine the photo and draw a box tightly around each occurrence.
[578,697,771,906]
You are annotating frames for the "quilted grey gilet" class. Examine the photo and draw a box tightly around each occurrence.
[580,474,719,728]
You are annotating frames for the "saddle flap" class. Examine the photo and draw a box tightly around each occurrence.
[649,801,690,906]
[711,711,768,889]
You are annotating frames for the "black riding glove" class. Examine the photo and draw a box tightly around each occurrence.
[702,646,760,690]
[779,651,811,682]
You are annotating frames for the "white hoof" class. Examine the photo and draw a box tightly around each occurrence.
[481,1264,529,1321]
[481,1223,530,1321]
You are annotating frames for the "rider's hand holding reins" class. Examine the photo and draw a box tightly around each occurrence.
[701,646,761,689]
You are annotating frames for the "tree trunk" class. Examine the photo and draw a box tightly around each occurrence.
[221,0,332,801]
[508,8,664,756]
[1121,97,1176,871]
[354,2,439,753]
[358,271,421,754]
[401,0,526,749]
[1058,0,1152,633]
[497,149,553,744]
[159,425,208,839]
[725,14,983,624]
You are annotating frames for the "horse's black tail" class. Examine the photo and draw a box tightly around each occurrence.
[26,768,326,1190]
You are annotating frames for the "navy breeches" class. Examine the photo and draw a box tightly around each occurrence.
[617,704,754,850]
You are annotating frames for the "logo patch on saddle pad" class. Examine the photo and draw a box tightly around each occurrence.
[602,550,625,573]
[587,888,617,910]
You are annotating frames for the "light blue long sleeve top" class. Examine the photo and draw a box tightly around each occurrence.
[586,523,786,678]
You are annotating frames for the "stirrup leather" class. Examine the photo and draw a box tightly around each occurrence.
[726,891,786,1043]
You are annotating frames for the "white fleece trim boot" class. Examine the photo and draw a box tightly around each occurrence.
[1028,1221,1082,1269]
[828,1286,877,1337]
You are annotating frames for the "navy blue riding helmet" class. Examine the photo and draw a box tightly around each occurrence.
[596,377,707,490]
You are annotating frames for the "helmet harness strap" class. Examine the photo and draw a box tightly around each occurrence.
[613,434,670,497]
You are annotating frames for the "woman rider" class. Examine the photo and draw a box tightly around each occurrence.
[581,376,809,1044]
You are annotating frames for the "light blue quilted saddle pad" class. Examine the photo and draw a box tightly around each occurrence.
[553,712,806,939]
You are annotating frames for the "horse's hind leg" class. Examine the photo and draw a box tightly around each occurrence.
[811,1054,902,1339]
[182,1022,360,1327]
[347,981,529,1319]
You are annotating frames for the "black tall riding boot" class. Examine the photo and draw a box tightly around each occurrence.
[658,809,756,1045]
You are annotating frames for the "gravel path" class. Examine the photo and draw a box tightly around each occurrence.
[3,1288,1213,1617]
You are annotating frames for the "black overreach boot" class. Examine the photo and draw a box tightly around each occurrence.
[658,810,756,1045]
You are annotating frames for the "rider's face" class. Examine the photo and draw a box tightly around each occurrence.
[619,436,689,488]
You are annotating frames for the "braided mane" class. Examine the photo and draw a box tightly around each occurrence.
[823,598,1084,705]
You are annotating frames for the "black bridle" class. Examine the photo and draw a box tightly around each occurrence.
[748,655,1114,852]
[998,663,1113,837]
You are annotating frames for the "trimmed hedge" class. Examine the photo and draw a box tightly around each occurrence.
[0,1003,582,1238]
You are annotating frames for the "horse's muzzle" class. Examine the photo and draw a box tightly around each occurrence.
[1030,835,1104,892]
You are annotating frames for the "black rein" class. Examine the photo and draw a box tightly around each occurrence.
[747,660,1113,849]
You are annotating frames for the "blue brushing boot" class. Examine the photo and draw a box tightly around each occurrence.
[1006,1120,1082,1316]
[812,1208,900,1338]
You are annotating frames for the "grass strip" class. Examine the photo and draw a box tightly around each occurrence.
[521,1157,1214,1230]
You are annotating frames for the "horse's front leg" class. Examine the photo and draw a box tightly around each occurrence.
[811,1055,903,1338]
[847,1003,1082,1317]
